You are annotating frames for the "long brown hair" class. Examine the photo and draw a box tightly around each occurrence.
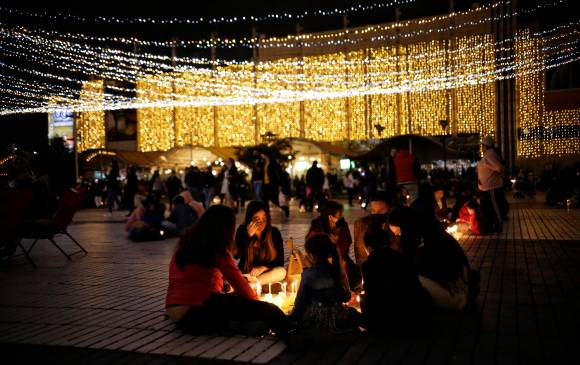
[242,200,277,272]
[175,205,236,270]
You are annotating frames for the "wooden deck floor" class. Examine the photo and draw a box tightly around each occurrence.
[1,201,579,364]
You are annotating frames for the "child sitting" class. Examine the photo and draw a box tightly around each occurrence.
[456,198,483,235]
[290,233,358,333]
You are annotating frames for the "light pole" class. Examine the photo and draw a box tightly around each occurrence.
[439,119,449,171]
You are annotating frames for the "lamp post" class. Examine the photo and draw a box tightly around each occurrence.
[439,119,449,171]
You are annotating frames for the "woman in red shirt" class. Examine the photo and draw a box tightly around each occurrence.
[165,205,288,336]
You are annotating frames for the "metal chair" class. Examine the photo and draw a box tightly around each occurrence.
[20,188,88,264]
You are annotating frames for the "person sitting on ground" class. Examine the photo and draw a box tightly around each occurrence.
[165,205,289,337]
[307,200,361,291]
[125,196,165,242]
[433,183,451,226]
[410,182,437,225]
[179,189,205,218]
[361,223,432,336]
[161,195,198,237]
[353,190,395,265]
[291,233,357,334]
[388,207,479,310]
[235,200,286,285]
[456,197,483,235]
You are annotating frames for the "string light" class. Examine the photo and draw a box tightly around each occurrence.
[76,81,106,152]
[1,0,568,51]
[0,1,415,26]
[1,2,578,157]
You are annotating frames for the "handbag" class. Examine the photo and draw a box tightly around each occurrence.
[286,237,305,288]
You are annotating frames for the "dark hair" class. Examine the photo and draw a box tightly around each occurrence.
[174,205,236,270]
[465,198,479,210]
[173,195,185,205]
[319,200,343,217]
[369,190,394,205]
[305,233,342,287]
[432,183,445,193]
[363,222,390,250]
[241,200,277,272]
[388,206,423,259]
[316,200,344,233]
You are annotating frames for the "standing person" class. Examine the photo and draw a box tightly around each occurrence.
[184,166,199,200]
[307,200,361,291]
[201,166,216,208]
[165,170,182,210]
[342,170,356,207]
[124,165,138,215]
[235,201,286,285]
[291,233,356,333]
[251,157,265,202]
[393,146,421,205]
[306,161,325,211]
[149,170,164,201]
[220,158,239,211]
[106,160,122,215]
[165,205,289,337]
[261,153,287,216]
[477,136,506,233]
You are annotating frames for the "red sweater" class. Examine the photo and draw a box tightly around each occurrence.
[165,253,258,307]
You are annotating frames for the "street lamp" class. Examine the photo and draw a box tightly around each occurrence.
[439,119,449,170]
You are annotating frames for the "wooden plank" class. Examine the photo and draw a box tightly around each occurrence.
[182,335,231,357]
[251,341,288,364]
[198,335,247,359]
[216,336,261,360]
[234,338,278,363]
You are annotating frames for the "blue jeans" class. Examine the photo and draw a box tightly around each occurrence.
[253,181,263,202]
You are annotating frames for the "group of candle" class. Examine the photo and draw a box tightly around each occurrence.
[255,280,298,313]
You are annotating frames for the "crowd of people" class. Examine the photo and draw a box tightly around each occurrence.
[159,137,520,343]
[4,136,579,345]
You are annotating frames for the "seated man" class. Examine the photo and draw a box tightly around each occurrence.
[353,191,395,265]
[125,196,165,242]
[161,195,198,237]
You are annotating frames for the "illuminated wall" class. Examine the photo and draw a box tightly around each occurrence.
[136,75,175,152]
[76,80,106,152]
[515,29,580,158]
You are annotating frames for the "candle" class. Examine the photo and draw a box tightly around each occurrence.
[280,282,287,297]
[268,282,272,295]
[356,294,360,303]
[255,281,261,296]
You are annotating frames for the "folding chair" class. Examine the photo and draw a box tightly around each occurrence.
[0,189,35,267]
[21,188,88,263]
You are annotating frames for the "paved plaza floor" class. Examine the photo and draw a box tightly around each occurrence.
[1,197,579,364]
